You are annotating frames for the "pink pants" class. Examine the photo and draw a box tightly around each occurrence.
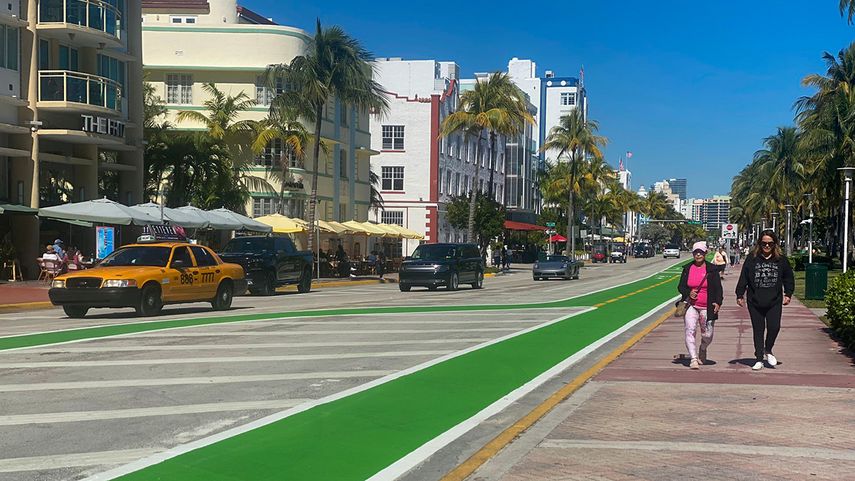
[685,305,714,359]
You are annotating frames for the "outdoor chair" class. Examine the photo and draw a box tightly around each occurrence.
[38,259,62,283]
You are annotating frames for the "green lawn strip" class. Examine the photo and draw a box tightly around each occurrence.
[0,273,678,352]
[115,279,678,481]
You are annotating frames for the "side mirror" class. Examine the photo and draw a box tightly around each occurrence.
[171,259,187,269]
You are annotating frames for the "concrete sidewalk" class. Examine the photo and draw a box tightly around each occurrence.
[471,271,855,480]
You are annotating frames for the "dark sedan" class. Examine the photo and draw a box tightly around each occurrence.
[398,243,484,291]
[533,255,581,280]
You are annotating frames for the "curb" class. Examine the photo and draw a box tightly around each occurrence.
[0,301,53,313]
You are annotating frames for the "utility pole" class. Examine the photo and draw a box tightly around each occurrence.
[805,193,813,264]
[784,204,793,256]
[840,168,855,273]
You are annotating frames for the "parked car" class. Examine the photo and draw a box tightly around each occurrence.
[634,244,654,258]
[591,244,608,263]
[610,248,627,263]
[663,243,681,259]
[49,240,246,318]
[219,235,313,295]
[398,243,484,291]
[533,255,581,280]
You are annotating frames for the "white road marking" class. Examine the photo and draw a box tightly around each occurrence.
[0,370,397,392]
[0,399,310,426]
[0,448,163,473]
[122,328,521,338]
[0,350,455,368]
[539,439,855,461]
[83,307,596,481]
[24,338,493,353]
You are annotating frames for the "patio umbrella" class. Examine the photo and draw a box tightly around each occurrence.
[175,206,244,230]
[342,221,387,236]
[210,208,273,233]
[383,224,424,240]
[254,214,307,234]
[39,198,160,226]
[549,234,567,242]
[317,220,352,234]
[372,223,404,238]
[131,202,209,229]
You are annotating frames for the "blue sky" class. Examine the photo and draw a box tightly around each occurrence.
[243,0,854,198]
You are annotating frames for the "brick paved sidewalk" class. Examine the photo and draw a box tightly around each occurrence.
[0,281,49,305]
[472,271,855,481]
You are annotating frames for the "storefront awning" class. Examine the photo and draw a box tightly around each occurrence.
[504,220,546,232]
[0,203,38,215]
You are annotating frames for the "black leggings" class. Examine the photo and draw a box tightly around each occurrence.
[747,302,782,361]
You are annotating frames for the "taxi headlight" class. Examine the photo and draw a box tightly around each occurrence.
[104,279,138,288]
[51,280,66,289]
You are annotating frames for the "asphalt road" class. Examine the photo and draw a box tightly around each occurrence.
[0,255,680,481]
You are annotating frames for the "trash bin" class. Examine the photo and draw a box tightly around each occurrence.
[805,263,828,300]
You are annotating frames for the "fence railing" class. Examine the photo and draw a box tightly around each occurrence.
[38,70,122,112]
[38,0,122,39]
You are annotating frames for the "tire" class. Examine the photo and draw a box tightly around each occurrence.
[297,269,312,293]
[136,284,163,317]
[471,271,484,289]
[448,272,459,291]
[63,305,89,318]
[212,281,234,311]
[533,276,540,281]
[399,284,411,292]
[251,272,275,296]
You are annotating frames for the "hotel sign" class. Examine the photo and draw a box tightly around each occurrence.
[81,115,125,138]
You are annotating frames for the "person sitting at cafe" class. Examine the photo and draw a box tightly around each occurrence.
[42,245,60,263]
[53,239,65,259]
[336,245,350,277]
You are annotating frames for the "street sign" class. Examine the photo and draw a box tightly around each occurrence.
[721,223,738,239]
[687,220,702,225]
[545,222,556,228]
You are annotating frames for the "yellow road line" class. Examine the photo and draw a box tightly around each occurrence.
[440,307,675,481]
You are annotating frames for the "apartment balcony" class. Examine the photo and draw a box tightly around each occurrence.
[37,0,122,49]
[38,70,122,115]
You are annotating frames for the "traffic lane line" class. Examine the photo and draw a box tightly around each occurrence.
[102,328,527,338]
[0,399,311,426]
[439,307,675,481]
[0,449,163,473]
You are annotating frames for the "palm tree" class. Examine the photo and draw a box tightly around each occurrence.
[265,19,388,250]
[440,73,534,242]
[541,109,608,258]
[176,83,257,143]
[841,0,855,24]
[251,113,309,216]
[753,127,806,210]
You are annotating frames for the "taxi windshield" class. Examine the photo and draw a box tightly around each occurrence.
[99,246,171,267]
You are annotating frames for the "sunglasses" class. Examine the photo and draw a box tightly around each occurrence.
[760,241,775,247]
[692,250,706,255]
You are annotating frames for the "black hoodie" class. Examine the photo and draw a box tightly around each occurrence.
[735,254,795,308]
[678,261,724,321]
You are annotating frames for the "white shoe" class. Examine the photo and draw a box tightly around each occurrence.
[752,361,763,371]
[766,353,777,366]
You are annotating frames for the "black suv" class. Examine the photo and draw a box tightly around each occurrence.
[399,243,485,291]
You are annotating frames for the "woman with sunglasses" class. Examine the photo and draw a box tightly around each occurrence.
[677,241,723,369]
[736,230,795,371]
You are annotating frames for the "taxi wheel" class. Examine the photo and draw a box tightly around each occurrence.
[297,269,312,293]
[63,305,89,318]
[137,284,163,317]
[212,282,234,311]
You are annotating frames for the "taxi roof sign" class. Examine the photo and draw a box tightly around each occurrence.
[140,225,187,243]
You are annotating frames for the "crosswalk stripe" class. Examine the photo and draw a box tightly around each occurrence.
[125,328,520,338]
[0,448,162,473]
[0,370,397,392]
[0,399,310,426]
[0,350,454,368]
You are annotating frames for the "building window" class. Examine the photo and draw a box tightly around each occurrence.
[0,25,18,71]
[560,92,576,106]
[381,210,404,226]
[339,150,347,179]
[340,105,347,126]
[463,175,469,193]
[381,166,404,191]
[98,54,126,99]
[252,197,281,217]
[438,168,444,194]
[454,173,460,196]
[166,74,192,104]
[38,39,49,70]
[59,45,79,71]
[255,76,287,105]
[381,125,405,150]
[254,139,300,168]
[170,16,197,24]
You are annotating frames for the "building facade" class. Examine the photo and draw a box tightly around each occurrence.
[141,0,373,222]
[667,178,687,201]
[701,195,731,231]
[1,0,144,277]
[370,59,508,255]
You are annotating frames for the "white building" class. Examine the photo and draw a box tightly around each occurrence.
[652,180,682,214]
[507,57,587,163]
[615,163,638,241]
[370,59,507,255]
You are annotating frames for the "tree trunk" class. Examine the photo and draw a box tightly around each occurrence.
[487,131,496,202]
[306,105,323,256]
[467,133,482,243]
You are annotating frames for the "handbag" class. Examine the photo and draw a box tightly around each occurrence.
[675,270,710,318]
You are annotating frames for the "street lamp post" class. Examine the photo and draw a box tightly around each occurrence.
[771,212,779,233]
[804,193,814,264]
[784,204,793,256]
[839,167,855,273]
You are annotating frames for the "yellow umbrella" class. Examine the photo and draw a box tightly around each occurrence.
[358,222,390,236]
[342,220,380,235]
[254,214,306,233]
[372,223,404,238]
[318,220,355,235]
[381,224,424,240]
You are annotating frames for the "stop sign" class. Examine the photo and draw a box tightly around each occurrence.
[726,224,734,231]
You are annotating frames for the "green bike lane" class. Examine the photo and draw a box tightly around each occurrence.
[67,264,683,481]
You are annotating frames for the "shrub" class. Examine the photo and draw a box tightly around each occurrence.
[826,271,855,350]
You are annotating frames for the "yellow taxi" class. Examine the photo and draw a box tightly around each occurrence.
[49,237,247,318]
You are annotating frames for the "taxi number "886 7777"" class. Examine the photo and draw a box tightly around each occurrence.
[179,273,216,285]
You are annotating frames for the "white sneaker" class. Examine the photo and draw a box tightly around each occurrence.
[752,361,764,371]
[766,353,778,366]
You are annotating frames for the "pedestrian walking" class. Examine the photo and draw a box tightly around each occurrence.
[677,241,723,369]
[713,246,728,277]
[736,230,795,371]
[376,250,386,279]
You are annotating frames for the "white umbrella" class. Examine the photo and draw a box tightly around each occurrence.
[131,202,209,229]
[175,205,244,230]
[39,198,160,226]
[210,208,273,233]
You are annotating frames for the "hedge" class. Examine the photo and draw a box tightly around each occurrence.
[826,271,855,350]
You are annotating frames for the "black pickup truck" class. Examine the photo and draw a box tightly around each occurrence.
[219,236,313,295]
